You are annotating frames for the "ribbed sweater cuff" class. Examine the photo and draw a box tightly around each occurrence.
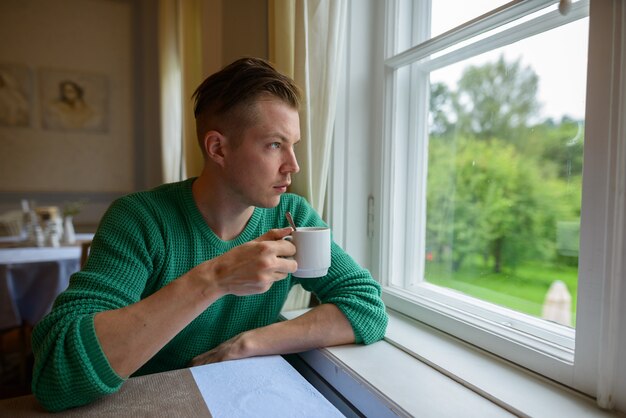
[80,314,126,390]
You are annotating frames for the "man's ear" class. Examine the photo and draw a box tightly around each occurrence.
[203,130,227,166]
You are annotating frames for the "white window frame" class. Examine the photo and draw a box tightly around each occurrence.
[325,0,626,406]
[381,0,588,346]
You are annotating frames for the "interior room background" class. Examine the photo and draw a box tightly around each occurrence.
[0,0,268,232]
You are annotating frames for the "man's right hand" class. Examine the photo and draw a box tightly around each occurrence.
[93,227,298,378]
[188,227,298,297]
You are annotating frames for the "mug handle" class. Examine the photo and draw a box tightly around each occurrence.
[282,235,295,260]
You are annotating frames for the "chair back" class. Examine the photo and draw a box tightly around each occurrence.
[80,241,91,268]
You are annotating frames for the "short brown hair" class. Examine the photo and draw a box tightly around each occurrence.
[192,57,301,153]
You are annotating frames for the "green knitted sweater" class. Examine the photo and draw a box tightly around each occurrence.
[31,178,387,412]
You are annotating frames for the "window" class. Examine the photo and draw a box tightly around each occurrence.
[382,0,587,363]
[331,0,626,405]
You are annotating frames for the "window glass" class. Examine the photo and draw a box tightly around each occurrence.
[430,0,510,39]
[424,18,588,327]
[429,1,587,39]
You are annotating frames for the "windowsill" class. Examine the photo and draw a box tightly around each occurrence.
[281,309,624,418]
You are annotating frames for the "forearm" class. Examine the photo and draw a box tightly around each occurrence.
[258,304,355,353]
[191,303,354,366]
[250,304,355,355]
[95,272,222,378]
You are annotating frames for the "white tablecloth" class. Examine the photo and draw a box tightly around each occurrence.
[0,234,93,330]
[191,356,344,417]
[0,246,82,263]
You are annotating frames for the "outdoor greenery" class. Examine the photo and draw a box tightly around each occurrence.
[425,258,578,326]
[424,55,581,323]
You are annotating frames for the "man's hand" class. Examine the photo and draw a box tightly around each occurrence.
[189,227,297,297]
[189,333,251,366]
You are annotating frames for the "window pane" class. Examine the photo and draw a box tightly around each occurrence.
[430,0,509,39]
[428,1,587,48]
[424,19,588,328]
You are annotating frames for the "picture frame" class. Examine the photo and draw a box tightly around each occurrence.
[39,68,109,133]
[0,62,33,128]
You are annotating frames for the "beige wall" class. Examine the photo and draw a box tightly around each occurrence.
[0,0,135,193]
[201,0,268,77]
[221,0,269,66]
[0,0,268,230]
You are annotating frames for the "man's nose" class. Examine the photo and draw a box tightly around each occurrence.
[283,147,300,173]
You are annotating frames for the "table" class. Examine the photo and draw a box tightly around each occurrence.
[0,234,93,330]
[0,365,208,417]
[0,355,345,417]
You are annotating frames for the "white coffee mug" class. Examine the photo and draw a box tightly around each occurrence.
[284,227,331,278]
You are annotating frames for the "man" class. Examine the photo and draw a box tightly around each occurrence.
[31,57,387,412]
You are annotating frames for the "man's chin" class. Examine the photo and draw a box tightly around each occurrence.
[255,196,282,209]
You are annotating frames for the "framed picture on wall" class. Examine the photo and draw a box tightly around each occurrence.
[39,68,109,133]
[0,62,33,128]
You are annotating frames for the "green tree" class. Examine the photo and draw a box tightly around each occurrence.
[427,137,556,272]
[525,117,585,180]
[433,55,541,141]
[426,55,584,274]
[429,82,454,136]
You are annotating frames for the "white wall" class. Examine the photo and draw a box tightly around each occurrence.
[329,0,385,271]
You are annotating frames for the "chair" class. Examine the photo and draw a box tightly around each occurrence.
[0,324,31,393]
[80,240,91,268]
[0,270,31,394]
[0,210,22,238]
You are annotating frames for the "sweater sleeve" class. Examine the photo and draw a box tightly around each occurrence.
[287,197,388,344]
[297,243,388,344]
[31,196,160,412]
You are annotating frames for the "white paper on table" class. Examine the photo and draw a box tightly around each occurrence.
[190,355,345,418]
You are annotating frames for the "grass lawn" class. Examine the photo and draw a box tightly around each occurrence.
[424,259,578,326]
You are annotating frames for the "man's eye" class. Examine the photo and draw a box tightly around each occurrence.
[269,142,281,149]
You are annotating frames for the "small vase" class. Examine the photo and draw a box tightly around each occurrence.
[62,216,76,245]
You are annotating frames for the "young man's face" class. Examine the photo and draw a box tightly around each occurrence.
[221,97,300,209]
